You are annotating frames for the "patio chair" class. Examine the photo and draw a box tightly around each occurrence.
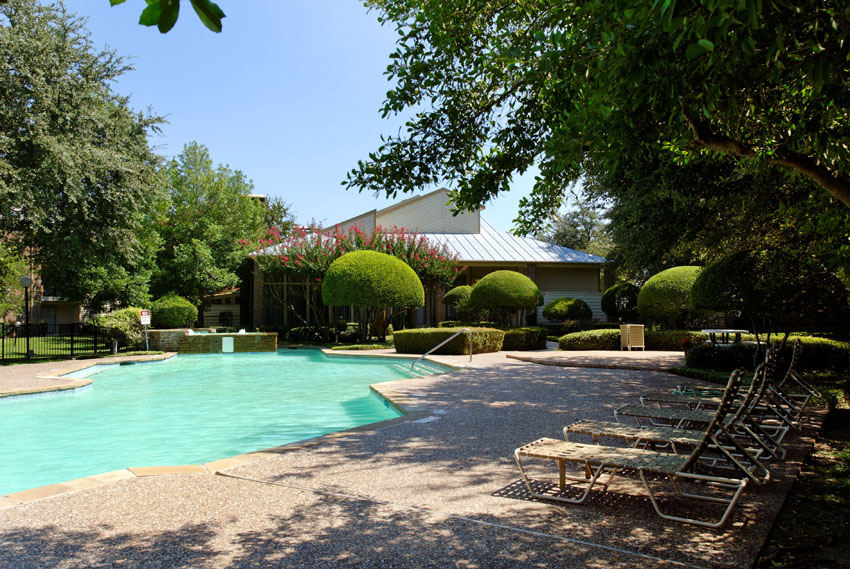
[514,370,749,528]
[564,362,775,484]
[613,349,789,461]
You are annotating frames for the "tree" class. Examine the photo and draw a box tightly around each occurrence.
[347,1,850,233]
[154,142,268,308]
[468,270,542,325]
[322,251,424,341]
[108,0,225,33]
[0,0,165,311]
[0,244,27,318]
[539,201,611,258]
[637,266,704,329]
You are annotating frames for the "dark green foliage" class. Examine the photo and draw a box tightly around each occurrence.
[1,1,163,311]
[468,271,542,323]
[601,282,640,322]
[637,266,704,328]
[542,297,592,322]
[443,286,472,306]
[151,294,198,329]
[285,326,336,343]
[92,307,146,349]
[685,337,850,373]
[393,327,504,355]
[111,0,226,33]
[669,366,737,386]
[501,327,548,351]
[350,0,850,232]
[558,329,707,351]
[645,331,706,351]
[438,321,463,328]
[692,250,849,334]
[558,329,621,351]
[322,251,425,308]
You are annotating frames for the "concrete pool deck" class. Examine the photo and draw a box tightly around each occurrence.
[0,349,821,568]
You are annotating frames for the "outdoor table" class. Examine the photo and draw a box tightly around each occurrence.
[701,329,749,345]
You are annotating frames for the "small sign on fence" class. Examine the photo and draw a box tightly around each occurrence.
[140,310,151,351]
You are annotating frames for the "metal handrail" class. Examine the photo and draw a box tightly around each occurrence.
[412,327,472,369]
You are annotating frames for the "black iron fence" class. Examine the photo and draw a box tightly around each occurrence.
[0,323,117,363]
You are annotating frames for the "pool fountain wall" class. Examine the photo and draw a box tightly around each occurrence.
[148,329,278,353]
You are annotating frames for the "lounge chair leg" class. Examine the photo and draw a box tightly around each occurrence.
[514,450,609,504]
[639,470,748,528]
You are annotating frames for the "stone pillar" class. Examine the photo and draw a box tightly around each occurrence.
[252,261,264,330]
[434,285,447,324]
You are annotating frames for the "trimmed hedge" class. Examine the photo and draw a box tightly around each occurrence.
[469,270,542,311]
[323,250,424,307]
[151,294,197,329]
[601,282,640,322]
[637,266,703,328]
[393,327,505,355]
[285,326,336,343]
[557,329,708,351]
[501,327,548,351]
[685,336,850,373]
[542,297,593,321]
[443,285,472,306]
[558,329,620,350]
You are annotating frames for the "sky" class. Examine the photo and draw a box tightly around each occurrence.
[69,1,538,232]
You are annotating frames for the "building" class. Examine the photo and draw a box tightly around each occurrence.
[246,188,606,329]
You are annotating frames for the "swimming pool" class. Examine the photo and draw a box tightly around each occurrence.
[0,350,448,496]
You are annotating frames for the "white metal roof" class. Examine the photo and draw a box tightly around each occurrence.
[420,218,606,265]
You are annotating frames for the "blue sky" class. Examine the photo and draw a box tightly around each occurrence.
[70,1,537,232]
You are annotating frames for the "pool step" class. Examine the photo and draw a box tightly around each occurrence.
[395,361,448,377]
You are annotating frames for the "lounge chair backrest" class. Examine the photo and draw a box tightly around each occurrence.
[723,346,776,427]
[780,339,801,384]
[680,368,746,472]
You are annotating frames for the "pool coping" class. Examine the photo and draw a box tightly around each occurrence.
[0,349,457,509]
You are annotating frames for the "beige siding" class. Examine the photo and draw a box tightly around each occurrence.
[376,189,479,233]
[534,266,603,323]
[335,210,376,234]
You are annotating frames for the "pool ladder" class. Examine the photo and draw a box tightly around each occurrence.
[411,328,472,370]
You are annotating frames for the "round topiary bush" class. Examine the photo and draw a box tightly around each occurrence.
[151,294,198,329]
[637,266,704,328]
[468,270,542,322]
[601,282,640,322]
[322,250,425,307]
[542,297,593,322]
[443,285,472,306]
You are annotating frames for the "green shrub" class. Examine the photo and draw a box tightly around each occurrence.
[542,297,593,321]
[501,327,548,350]
[92,306,146,349]
[468,271,542,321]
[637,266,704,328]
[645,330,706,351]
[559,319,594,335]
[438,321,464,328]
[558,329,620,350]
[443,285,472,306]
[601,282,640,322]
[393,327,505,355]
[151,293,198,328]
[323,250,424,307]
[285,326,336,343]
[685,336,850,373]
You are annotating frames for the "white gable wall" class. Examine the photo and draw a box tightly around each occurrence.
[534,266,604,323]
[376,190,479,233]
[335,210,376,234]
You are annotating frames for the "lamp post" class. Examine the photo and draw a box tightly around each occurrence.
[19,275,32,359]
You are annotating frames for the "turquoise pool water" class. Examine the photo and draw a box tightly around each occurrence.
[0,350,447,495]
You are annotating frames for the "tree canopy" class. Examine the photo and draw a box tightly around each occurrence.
[347,0,850,234]
[108,0,225,33]
[0,0,165,310]
[153,142,273,306]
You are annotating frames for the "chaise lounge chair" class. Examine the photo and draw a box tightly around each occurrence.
[514,370,749,528]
